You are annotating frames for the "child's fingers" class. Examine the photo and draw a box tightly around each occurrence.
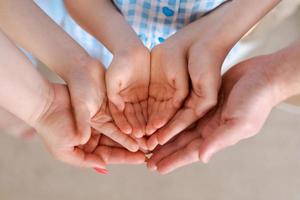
[106,80,125,111]
[141,100,148,122]
[133,102,146,137]
[94,146,146,165]
[156,138,203,175]
[146,99,160,135]
[124,103,143,138]
[109,101,132,134]
[151,108,198,146]
[91,121,139,152]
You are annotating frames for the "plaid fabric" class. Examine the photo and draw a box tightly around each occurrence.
[113,0,227,48]
[33,0,233,67]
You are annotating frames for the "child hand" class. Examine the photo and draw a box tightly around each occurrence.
[106,47,150,139]
[146,39,189,137]
[147,55,283,174]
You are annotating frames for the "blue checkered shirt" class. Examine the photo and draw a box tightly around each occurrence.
[34,0,229,67]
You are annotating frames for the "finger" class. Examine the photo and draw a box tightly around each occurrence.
[141,100,148,122]
[133,103,146,137]
[155,108,198,145]
[71,103,92,145]
[106,80,125,111]
[58,147,106,169]
[135,136,148,151]
[124,103,143,138]
[91,121,139,152]
[146,98,160,135]
[100,135,123,148]
[82,134,101,153]
[109,101,132,134]
[156,138,203,175]
[147,129,201,171]
[172,69,189,108]
[94,146,146,165]
[199,120,248,163]
[150,100,177,133]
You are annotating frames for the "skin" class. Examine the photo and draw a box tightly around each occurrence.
[148,41,300,174]
[147,0,281,150]
[0,0,107,146]
[65,0,151,141]
[0,30,145,168]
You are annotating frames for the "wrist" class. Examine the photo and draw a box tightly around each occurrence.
[263,49,300,104]
[28,81,56,128]
[113,44,150,63]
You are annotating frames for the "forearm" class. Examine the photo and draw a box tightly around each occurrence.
[268,40,300,102]
[0,0,91,80]
[177,0,281,50]
[65,0,145,54]
[0,30,53,126]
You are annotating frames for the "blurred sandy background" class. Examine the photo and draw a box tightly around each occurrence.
[1,1,300,200]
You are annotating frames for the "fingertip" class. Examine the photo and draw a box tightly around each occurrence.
[199,146,213,164]
[147,135,159,151]
[145,125,156,136]
[147,162,157,171]
[129,143,140,153]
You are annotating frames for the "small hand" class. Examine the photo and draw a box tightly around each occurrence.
[148,40,222,150]
[148,55,281,174]
[106,47,150,139]
[146,41,189,138]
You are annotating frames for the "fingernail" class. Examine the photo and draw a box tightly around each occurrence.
[93,168,109,175]
[147,162,157,171]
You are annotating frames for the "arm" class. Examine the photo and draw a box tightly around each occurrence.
[148,39,300,174]
[0,30,52,127]
[147,0,282,149]
[0,0,91,78]
[0,0,109,145]
[64,0,144,54]
[65,0,151,139]
[177,0,282,50]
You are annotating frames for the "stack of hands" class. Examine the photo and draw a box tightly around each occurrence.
[0,0,299,175]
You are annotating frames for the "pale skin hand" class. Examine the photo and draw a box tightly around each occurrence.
[0,31,145,168]
[65,0,151,140]
[35,84,144,168]
[147,43,300,174]
[0,0,113,145]
[147,0,281,150]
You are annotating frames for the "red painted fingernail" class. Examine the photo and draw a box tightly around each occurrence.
[93,168,109,175]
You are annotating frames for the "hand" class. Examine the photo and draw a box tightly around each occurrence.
[64,58,108,145]
[106,47,150,139]
[34,84,144,169]
[147,55,282,174]
[146,39,189,139]
[147,30,224,150]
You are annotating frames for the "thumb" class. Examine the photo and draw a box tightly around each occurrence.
[106,80,125,112]
[199,120,247,163]
[172,70,189,108]
[72,102,92,145]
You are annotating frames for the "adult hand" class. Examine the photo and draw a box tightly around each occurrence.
[148,54,286,174]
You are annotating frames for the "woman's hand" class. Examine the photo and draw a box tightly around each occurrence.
[34,84,144,169]
[147,51,299,174]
